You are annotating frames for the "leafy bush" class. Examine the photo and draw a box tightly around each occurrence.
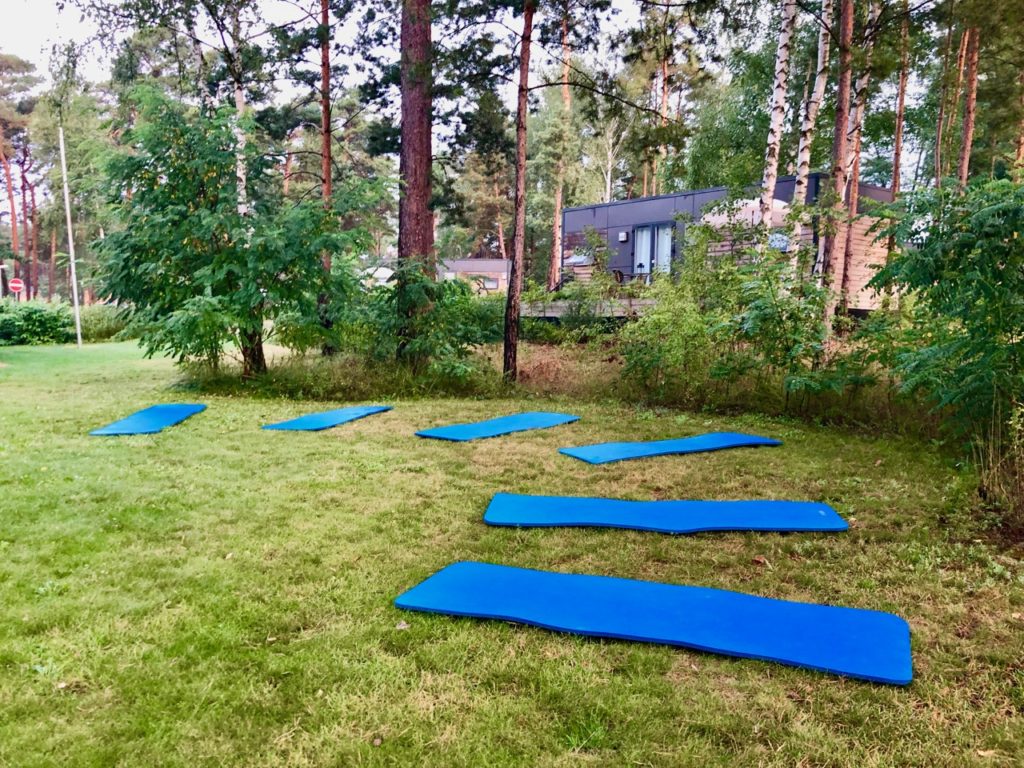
[96,87,376,375]
[0,301,73,346]
[80,304,131,342]
[619,276,716,405]
[342,265,503,380]
[872,179,1024,433]
[616,213,909,419]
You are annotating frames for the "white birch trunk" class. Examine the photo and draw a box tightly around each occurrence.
[792,0,833,207]
[759,0,799,228]
[844,2,882,181]
[231,10,249,220]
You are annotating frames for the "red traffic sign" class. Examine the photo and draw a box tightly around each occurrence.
[8,277,24,294]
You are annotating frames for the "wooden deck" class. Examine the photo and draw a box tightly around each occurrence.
[521,297,657,319]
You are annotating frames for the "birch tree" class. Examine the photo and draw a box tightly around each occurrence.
[759,0,798,227]
[792,0,833,207]
[838,0,882,308]
[821,0,853,314]
[547,4,572,291]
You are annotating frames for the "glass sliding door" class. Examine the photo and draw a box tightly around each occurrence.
[632,226,652,277]
[654,224,674,273]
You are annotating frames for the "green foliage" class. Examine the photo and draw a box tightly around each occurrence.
[347,265,503,380]
[96,88,371,370]
[617,214,897,416]
[79,303,131,342]
[0,301,73,346]
[619,275,715,405]
[872,180,1024,433]
[714,251,830,400]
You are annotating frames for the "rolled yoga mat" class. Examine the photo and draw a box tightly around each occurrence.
[395,561,913,685]
[416,411,579,442]
[90,404,207,436]
[559,431,781,465]
[483,493,848,534]
[263,405,392,431]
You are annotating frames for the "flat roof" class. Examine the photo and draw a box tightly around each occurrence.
[563,173,890,214]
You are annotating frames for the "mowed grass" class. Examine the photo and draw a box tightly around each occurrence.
[1,343,1022,767]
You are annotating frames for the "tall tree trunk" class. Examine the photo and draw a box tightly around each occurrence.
[760,0,798,228]
[283,148,294,195]
[228,8,265,374]
[934,14,956,187]
[891,1,909,198]
[658,5,670,173]
[548,7,571,291]
[957,27,980,189]
[319,0,336,355]
[942,29,969,169]
[844,2,881,179]
[186,15,212,112]
[397,0,434,364]
[888,0,910,263]
[231,19,249,219]
[793,0,833,207]
[48,229,56,301]
[20,157,32,300]
[837,1,881,311]
[320,0,332,262]
[29,182,39,299]
[1014,73,1024,181]
[0,143,20,296]
[502,0,535,382]
[840,136,864,309]
[494,181,508,260]
[822,0,854,313]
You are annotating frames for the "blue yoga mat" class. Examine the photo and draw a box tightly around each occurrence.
[90,404,206,436]
[262,405,392,431]
[396,562,912,685]
[560,431,781,464]
[483,493,848,534]
[416,411,579,442]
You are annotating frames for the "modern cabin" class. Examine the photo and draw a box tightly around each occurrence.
[561,173,893,312]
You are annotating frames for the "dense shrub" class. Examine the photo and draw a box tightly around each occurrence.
[0,301,73,346]
[326,267,503,380]
[619,276,717,405]
[80,303,131,342]
[873,179,1024,434]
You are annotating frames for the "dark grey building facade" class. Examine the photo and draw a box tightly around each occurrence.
[561,173,892,283]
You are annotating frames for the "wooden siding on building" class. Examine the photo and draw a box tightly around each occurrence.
[833,217,889,311]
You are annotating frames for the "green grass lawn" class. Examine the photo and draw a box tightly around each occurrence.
[1,343,1022,767]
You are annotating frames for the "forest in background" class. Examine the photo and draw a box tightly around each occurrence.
[2,1,1021,306]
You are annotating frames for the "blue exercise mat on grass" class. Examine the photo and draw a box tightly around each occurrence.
[395,562,912,685]
[560,431,781,464]
[416,411,579,442]
[483,493,848,534]
[263,405,391,431]
[90,404,206,436]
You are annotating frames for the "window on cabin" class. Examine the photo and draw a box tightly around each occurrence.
[633,223,674,276]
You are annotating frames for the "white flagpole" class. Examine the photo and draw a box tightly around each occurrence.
[58,123,83,348]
